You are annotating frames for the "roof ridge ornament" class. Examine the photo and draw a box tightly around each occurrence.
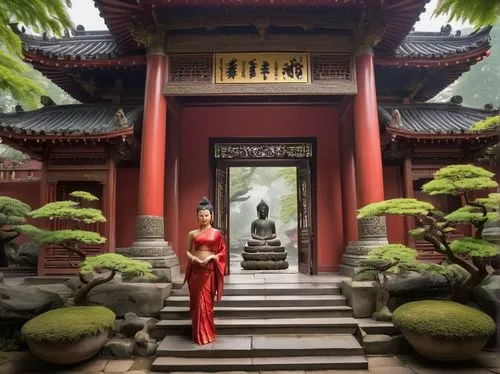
[114,109,129,129]
[450,95,463,105]
[40,96,56,107]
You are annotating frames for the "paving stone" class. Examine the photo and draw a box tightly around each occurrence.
[411,369,493,374]
[369,367,416,374]
[259,371,305,374]
[71,358,108,372]
[367,356,404,368]
[129,357,153,371]
[304,370,370,374]
[488,369,500,374]
[103,359,134,373]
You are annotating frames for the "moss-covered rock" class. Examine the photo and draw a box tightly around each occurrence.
[22,306,115,343]
[393,300,496,338]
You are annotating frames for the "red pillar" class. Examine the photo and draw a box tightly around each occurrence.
[340,101,358,245]
[137,51,167,219]
[354,51,384,207]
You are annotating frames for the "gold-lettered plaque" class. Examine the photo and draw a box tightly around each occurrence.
[214,53,309,84]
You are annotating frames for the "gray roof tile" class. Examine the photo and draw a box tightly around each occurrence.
[0,105,142,135]
[394,27,491,59]
[379,103,498,134]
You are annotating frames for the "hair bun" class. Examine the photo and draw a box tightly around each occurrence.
[199,196,211,207]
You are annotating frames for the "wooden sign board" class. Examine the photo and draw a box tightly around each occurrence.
[214,53,309,84]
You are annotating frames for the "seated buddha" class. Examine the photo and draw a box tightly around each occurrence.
[247,199,282,247]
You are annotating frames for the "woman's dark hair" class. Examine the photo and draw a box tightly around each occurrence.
[197,196,214,215]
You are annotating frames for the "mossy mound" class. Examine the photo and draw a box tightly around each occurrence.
[393,300,496,338]
[22,306,115,343]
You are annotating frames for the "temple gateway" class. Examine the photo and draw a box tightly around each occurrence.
[0,0,498,278]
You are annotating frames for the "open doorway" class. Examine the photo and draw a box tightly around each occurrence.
[228,166,298,273]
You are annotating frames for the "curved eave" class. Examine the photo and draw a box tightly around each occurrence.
[385,127,498,143]
[95,0,426,54]
[375,46,490,67]
[24,50,146,68]
[0,127,134,142]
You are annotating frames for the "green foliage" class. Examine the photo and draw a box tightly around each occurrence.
[445,206,496,224]
[0,196,31,226]
[393,300,496,337]
[12,224,42,237]
[79,253,153,278]
[475,193,500,210]
[469,115,500,132]
[21,306,115,343]
[0,144,28,162]
[434,0,500,27]
[357,198,435,218]
[30,201,106,224]
[36,230,106,246]
[70,191,98,201]
[422,165,498,196]
[0,1,74,107]
[449,237,497,257]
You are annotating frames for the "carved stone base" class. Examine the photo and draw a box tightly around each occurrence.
[241,260,289,270]
[117,215,180,283]
[483,221,500,275]
[339,216,389,277]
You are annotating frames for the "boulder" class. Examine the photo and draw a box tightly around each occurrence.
[473,275,500,349]
[87,282,172,317]
[0,285,66,319]
[102,338,135,358]
[387,271,450,295]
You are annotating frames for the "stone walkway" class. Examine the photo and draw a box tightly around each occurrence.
[0,351,498,374]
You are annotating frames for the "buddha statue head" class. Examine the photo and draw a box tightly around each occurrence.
[256,199,270,219]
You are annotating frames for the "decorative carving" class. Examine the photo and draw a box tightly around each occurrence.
[311,54,353,82]
[214,143,313,159]
[114,109,128,129]
[389,109,403,129]
[50,155,107,166]
[168,55,212,82]
[358,216,387,239]
[118,245,172,258]
[47,171,107,183]
[135,215,164,239]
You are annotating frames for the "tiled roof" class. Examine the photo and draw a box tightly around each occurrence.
[0,105,142,136]
[379,103,498,134]
[17,28,121,59]
[394,27,491,59]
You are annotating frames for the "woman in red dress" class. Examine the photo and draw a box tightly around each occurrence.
[184,197,227,345]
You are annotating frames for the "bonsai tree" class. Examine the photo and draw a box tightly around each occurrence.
[29,191,107,265]
[28,191,154,305]
[74,253,154,306]
[354,244,449,321]
[358,165,498,303]
[0,196,40,267]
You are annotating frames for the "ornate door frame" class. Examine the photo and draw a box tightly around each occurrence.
[209,138,317,275]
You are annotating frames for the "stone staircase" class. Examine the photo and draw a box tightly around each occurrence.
[151,275,368,372]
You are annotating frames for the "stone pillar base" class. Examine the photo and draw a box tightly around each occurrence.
[339,216,388,277]
[117,215,180,283]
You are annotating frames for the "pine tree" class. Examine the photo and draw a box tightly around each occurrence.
[0,0,73,108]
[434,0,500,27]
[358,165,499,303]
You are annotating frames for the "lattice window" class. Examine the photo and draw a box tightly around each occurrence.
[168,55,212,82]
[311,54,352,82]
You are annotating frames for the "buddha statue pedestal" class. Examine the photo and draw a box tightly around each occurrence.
[240,199,289,270]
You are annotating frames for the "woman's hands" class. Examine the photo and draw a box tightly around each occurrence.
[191,255,215,266]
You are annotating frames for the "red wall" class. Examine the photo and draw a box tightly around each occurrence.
[383,165,407,244]
[178,105,343,272]
[115,168,139,248]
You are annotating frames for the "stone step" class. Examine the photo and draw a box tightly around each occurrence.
[357,318,399,335]
[172,282,340,296]
[152,355,368,371]
[160,305,352,319]
[156,334,364,358]
[153,317,358,338]
[165,294,346,307]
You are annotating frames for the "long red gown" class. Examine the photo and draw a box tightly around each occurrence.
[184,228,227,345]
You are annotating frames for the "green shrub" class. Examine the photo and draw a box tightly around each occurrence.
[393,300,496,338]
[22,306,115,343]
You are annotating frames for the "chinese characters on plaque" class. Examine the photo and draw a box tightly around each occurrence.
[214,53,309,84]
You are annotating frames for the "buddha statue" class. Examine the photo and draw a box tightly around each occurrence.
[241,199,288,270]
[247,199,281,246]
